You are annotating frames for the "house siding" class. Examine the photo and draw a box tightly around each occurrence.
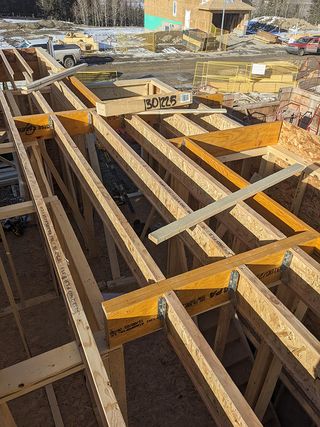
[144,0,212,32]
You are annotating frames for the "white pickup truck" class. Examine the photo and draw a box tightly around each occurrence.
[18,40,82,68]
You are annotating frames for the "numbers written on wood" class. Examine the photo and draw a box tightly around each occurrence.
[144,95,177,111]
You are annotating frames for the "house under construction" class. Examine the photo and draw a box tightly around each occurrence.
[0,47,319,427]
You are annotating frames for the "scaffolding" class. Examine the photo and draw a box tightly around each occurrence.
[114,32,156,54]
[193,61,299,93]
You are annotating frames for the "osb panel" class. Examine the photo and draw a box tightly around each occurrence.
[271,156,320,231]
[279,121,320,162]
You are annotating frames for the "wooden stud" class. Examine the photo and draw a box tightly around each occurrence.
[0,223,24,303]
[213,305,234,361]
[0,403,17,427]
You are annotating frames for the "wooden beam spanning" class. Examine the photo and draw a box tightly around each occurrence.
[23,63,88,93]
[92,112,230,264]
[194,102,242,130]
[171,121,280,153]
[177,135,312,236]
[125,115,283,245]
[50,114,164,286]
[163,291,262,426]
[169,129,320,317]
[103,230,319,347]
[149,163,306,245]
[0,337,106,404]
[14,109,92,142]
[0,89,125,426]
[30,86,163,287]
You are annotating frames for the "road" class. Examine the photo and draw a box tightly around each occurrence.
[89,49,309,87]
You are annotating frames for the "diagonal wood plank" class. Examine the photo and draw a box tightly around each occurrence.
[149,163,306,244]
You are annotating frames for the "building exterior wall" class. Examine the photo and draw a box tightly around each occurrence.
[144,0,212,32]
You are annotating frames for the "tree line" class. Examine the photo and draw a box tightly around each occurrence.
[254,0,320,24]
[0,0,144,26]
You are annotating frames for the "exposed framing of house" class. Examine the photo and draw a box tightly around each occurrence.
[0,47,319,427]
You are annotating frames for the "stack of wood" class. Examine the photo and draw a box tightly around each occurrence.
[254,31,279,44]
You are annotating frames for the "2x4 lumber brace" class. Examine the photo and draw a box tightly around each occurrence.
[50,114,164,286]
[23,63,88,93]
[178,136,312,236]
[0,89,125,426]
[149,163,306,245]
[124,115,281,244]
[0,337,105,403]
[0,196,57,220]
[0,142,15,155]
[92,112,230,264]
[103,230,319,346]
[163,291,262,427]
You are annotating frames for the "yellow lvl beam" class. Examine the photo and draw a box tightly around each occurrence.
[103,230,319,347]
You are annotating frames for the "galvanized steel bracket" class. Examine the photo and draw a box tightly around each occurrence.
[281,250,293,273]
[158,296,167,321]
[228,270,240,294]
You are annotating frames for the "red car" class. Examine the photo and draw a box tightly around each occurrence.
[286,36,320,56]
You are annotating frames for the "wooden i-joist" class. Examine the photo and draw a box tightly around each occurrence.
[0,47,319,427]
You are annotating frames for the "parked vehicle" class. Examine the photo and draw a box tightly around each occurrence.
[18,40,82,68]
[286,36,320,56]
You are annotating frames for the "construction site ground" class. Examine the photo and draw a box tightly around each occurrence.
[1,196,214,427]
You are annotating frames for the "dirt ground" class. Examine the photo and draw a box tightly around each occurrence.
[0,187,214,426]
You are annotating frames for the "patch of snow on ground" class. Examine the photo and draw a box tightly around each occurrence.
[0,38,13,48]
[82,26,144,42]
[3,18,41,23]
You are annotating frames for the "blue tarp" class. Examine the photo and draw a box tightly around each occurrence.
[246,20,287,35]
